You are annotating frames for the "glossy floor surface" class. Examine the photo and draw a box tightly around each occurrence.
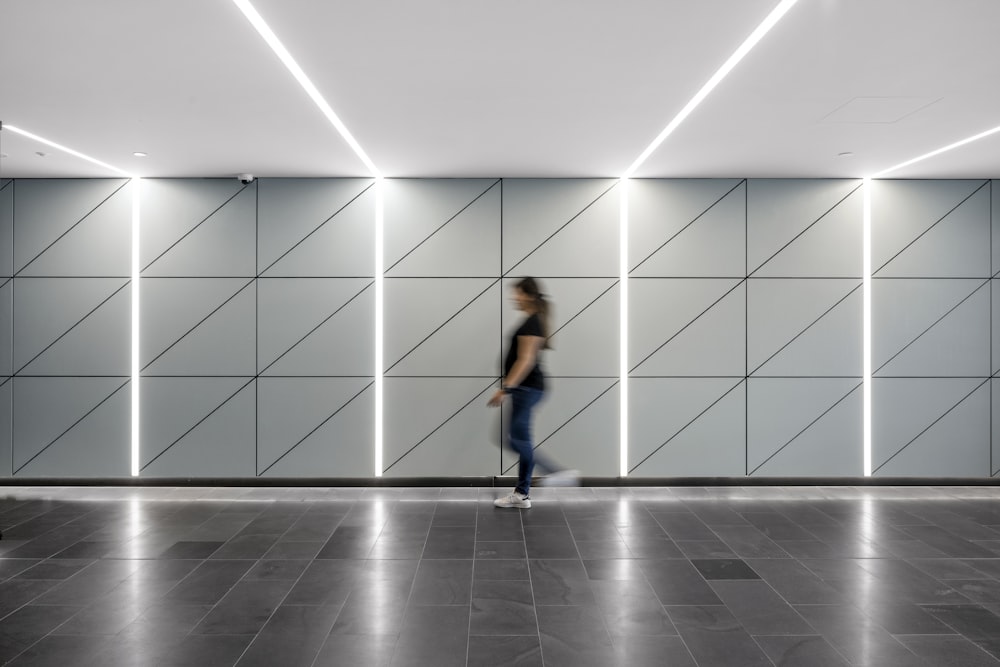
[3,486,1000,666]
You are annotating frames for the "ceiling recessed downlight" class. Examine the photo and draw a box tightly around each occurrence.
[838,151,854,158]
[133,152,148,158]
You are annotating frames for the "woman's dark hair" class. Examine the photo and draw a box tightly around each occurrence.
[515,277,552,349]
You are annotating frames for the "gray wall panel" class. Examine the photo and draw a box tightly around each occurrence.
[747,378,862,477]
[0,280,11,377]
[628,378,746,477]
[13,377,130,477]
[873,378,988,477]
[383,377,498,477]
[748,279,862,377]
[748,180,861,277]
[257,278,373,376]
[872,180,990,278]
[140,179,250,275]
[140,377,255,477]
[258,178,374,277]
[873,279,989,377]
[629,179,744,278]
[502,179,618,277]
[257,378,373,477]
[0,179,12,277]
[385,179,499,277]
[0,381,9,477]
[13,179,130,277]
[629,278,744,377]
[385,278,499,377]
[141,278,255,376]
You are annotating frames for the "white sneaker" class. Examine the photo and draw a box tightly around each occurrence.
[494,491,531,509]
[541,469,580,487]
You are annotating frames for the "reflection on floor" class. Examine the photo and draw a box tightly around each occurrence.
[2,485,1000,666]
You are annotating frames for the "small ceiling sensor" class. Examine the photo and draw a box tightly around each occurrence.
[35,151,47,157]
[837,151,854,158]
[133,151,148,157]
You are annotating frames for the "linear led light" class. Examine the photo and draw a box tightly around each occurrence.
[131,178,141,477]
[231,0,381,178]
[622,0,800,177]
[4,124,133,177]
[862,178,872,476]
[872,123,1000,178]
[619,178,629,477]
[374,177,385,477]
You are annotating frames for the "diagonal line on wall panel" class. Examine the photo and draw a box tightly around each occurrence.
[140,377,255,472]
[630,180,745,275]
[502,380,618,475]
[142,184,250,273]
[385,279,499,373]
[504,182,618,276]
[13,378,130,475]
[750,282,861,376]
[748,381,862,476]
[628,378,745,474]
[16,279,130,375]
[630,280,745,375]
[749,183,863,277]
[550,281,618,341]
[874,181,989,276]
[383,379,497,474]
[0,277,11,291]
[259,281,374,375]
[260,182,374,275]
[258,381,374,476]
[873,378,989,476]
[142,279,255,372]
[874,279,989,376]
[386,180,500,273]
[16,180,129,276]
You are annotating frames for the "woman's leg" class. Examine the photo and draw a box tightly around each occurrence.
[509,387,543,496]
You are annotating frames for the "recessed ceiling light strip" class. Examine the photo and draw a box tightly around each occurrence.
[871,123,1000,178]
[230,0,381,178]
[623,0,800,178]
[4,124,133,177]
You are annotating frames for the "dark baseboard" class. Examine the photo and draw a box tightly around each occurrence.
[0,476,998,487]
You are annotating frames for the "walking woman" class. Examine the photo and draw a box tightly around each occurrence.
[488,277,577,509]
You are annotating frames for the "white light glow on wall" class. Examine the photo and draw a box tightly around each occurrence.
[622,0,800,177]
[230,0,381,178]
[131,178,141,477]
[374,177,385,477]
[862,178,872,476]
[619,178,630,477]
[872,123,1000,178]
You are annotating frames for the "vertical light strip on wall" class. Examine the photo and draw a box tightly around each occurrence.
[621,0,800,177]
[619,178,630,477]
[374,177,384,476]
[131,178,141,476]
[862,178,872,476]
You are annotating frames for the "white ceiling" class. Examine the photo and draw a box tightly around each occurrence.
[2,0,999,179]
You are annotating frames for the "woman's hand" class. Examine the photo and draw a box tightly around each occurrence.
[487,389,507,407]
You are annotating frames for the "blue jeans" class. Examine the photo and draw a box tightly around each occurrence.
[507,387,555,496]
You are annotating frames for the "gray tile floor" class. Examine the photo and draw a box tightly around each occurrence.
[2,485,1000,666]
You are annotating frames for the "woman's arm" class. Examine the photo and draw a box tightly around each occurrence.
[488,335,545,406]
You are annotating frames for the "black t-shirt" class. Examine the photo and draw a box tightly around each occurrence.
[504,314,545,390]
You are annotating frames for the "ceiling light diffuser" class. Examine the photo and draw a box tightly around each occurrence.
[871,123,1000,178]
[623,0,800,177]
[231,0,381,177]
